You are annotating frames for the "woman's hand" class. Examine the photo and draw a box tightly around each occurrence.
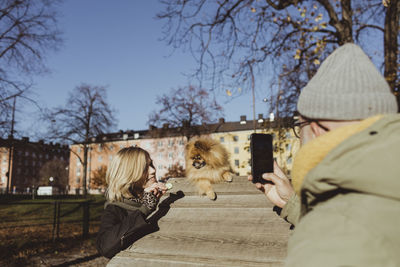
[144,182,167,198]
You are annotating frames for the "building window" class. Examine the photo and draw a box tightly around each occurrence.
[168,152,173,159]
[98,156,103,162]
[109,145,114,151]
[25,151,29,156]
[158,153,163,159]
[234,147,239,154]
[158,165,163,170]
[76,178,80,183]
[178,140,184,145]
[168,140,174,147]
[77,147,81,153]
[158,141,163,147]
[233,136,239,142]
[119,144,124,149]
[220,137,224,143]
[109,155,113,161]
[234,159,240,167]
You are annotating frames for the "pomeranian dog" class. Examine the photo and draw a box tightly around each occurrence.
[185,137,234,200]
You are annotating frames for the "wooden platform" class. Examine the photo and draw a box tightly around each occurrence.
[107,176,291,267]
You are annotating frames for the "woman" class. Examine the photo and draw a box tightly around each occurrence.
[96,147,167,259]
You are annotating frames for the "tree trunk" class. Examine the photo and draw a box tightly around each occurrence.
[82,144,88,197]
[384,0,400,111]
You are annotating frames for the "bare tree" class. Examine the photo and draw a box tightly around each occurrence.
[38,159,69,189]
[148,85,223,139]
[46,84,117,196]
[158,0,400,115]
[162,163,185,180]
[91,165,107,189]
[0,0,62,130]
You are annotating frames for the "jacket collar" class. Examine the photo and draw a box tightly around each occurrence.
[291,115,383,195]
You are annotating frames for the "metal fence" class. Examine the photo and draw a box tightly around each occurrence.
[0,199,102,242]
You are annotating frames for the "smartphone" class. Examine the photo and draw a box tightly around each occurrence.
[250,133,273,184]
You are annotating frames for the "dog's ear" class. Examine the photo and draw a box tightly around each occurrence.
[194,141,209,152]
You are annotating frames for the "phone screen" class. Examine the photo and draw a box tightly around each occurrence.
[250,133,273,184]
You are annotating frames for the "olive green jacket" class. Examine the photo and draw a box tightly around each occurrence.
[283,114,400,267]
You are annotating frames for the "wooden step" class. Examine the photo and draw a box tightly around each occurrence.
[166,176,261,196]
[107,177,290,267]
[108,251,285,267]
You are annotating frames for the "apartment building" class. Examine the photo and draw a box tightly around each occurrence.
[0,137,70,193]
[68,115,299,194]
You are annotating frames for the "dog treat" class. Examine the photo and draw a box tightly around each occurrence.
[165,182,173,190]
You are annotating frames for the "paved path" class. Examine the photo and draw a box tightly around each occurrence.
[108,176,291,267]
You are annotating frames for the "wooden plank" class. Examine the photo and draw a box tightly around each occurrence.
[166,176,262,196]
[108,251,285,267]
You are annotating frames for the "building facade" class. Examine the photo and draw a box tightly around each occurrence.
[0,137,70,194]
[68,115,299,194]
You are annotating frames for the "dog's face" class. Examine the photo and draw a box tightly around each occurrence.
[187,139,212,169]
[192,154,206,169]
[186,137,228,170]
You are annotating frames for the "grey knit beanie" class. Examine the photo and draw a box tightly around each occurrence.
[297,43,398,120]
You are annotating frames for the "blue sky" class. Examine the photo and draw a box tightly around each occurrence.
[23,0,267,138]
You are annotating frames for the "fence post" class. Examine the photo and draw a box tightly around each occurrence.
[52,201,57,242]
[82,200,90,238]
[56,201,61,240]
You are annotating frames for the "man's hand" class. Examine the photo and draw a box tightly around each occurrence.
[248,161,295,208]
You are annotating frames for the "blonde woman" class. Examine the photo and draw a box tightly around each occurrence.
[96,147,167,259]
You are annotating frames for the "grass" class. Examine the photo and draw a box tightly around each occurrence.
[0,195,106,266]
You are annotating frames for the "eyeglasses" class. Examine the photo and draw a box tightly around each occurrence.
[292,120,310,138]
[292,119,330,138]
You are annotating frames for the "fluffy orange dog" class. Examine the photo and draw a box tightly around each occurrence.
[185,137,234,200]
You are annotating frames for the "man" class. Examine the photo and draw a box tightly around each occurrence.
[250,43,400,266]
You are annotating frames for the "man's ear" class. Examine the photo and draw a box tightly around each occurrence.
[310,121,326,137]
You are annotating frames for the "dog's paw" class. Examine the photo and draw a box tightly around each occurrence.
[206,191,217,201]
[223,172,233,183]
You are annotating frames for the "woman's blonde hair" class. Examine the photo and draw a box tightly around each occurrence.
[105,147,152,202]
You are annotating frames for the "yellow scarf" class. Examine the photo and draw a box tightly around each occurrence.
[291,115,382,194]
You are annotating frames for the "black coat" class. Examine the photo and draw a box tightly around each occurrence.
[96,200,152,259]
